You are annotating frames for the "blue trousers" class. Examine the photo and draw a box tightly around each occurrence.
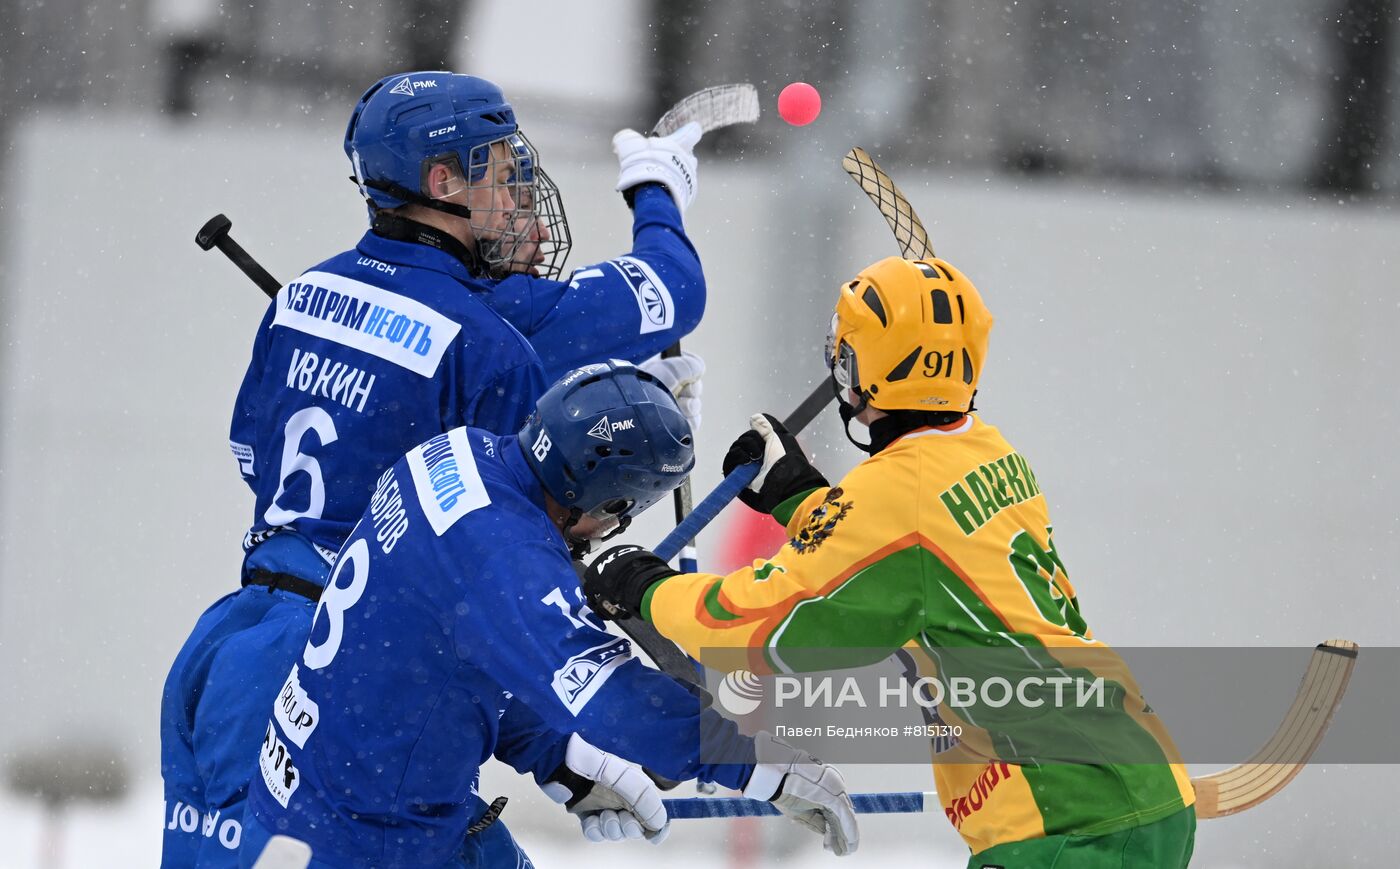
[161,586,318,868]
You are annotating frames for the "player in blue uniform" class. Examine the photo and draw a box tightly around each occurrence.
[481,121,706,389]
[238,362,859,868]
[161,70,710,867]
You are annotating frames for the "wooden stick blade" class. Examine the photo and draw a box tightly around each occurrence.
[842,146,935,260]
[653,84,760,136]
[1191,639,1358,819]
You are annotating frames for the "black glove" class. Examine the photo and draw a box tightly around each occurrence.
[582,545,679,620]
[722,413,829,515]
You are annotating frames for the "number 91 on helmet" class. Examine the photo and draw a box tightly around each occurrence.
[826,256,994,416]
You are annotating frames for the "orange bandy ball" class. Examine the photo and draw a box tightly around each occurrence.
[778,82,822,126]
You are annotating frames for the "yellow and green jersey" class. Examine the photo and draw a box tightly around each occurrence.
[641,416,1194,855]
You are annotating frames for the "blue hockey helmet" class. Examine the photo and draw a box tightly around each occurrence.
[344,71,519,210]
[520,361,694,537]
[343,71,572,280]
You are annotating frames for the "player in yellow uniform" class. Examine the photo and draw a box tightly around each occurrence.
[584,255,1196,868]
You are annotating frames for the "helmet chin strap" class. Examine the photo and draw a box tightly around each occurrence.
[474,235,512,280]
[358,176,475,220]
[561,507,592,561]
[835,379,876,454]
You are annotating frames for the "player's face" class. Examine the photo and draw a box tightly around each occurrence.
[462,141,554,277]
[499,193,551,276]
[464,141,520,239]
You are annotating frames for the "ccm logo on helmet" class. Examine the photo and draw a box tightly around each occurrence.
[428,125,457,138]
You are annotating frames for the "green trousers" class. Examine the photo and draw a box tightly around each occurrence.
[969,807,1196,869]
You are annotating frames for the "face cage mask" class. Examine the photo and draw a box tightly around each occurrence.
[824,313,865,404]
[825,313,876,453]
[447,131,572,281]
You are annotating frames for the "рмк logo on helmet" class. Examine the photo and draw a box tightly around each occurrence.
[717,669,764,716]
[587,417,613,442]
[388,75,437,97]
[586,416,637,443]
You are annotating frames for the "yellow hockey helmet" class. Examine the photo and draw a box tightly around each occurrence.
[827,256,993,413]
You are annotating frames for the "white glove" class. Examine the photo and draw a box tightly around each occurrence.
[541,734,671,845]
[639,351,705,431]
[613,122,702,214]
[744,731,858,856]
[722,414,829,514]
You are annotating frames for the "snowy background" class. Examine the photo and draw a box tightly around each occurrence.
[1,0,1398,866]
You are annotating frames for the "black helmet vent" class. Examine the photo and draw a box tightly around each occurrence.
[886,346,923,383]
[393,105,433,124]
[861,286,888,327]
[930,289,953,324]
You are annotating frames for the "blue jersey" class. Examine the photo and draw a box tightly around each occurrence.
[168,188,707,867]
[164,231,548,868]
[228,229,548,574]
[485,185,705,381]
[242,429,753,869]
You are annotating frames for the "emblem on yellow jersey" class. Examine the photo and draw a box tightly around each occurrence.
[791,487,853,554]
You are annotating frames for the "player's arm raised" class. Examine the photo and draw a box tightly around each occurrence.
[485,124,707,379]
